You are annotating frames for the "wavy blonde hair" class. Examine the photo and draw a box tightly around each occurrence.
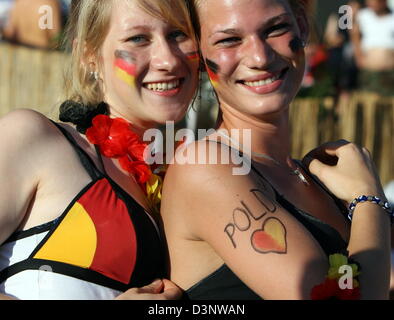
[63,0,195,107]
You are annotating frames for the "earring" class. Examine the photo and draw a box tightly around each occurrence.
[90,71,99,81]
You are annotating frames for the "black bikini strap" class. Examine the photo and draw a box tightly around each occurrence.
[51,121,102,180]
[94,145,107,176]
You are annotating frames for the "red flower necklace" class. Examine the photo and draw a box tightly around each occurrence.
[86,115,152,188]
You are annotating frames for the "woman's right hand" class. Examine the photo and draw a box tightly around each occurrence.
[115,279,183,300]
[302,140,386,204]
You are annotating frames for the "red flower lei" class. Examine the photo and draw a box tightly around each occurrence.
[311,278,361,300]
[86,115,152,188]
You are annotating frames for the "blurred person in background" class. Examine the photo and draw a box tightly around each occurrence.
[0,0,13,38]
[324,0,361,108]
[351,0,394,96]
[2,0,62,49]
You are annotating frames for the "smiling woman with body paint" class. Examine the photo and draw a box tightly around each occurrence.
[0,0,199,300]
[161,0,392,299]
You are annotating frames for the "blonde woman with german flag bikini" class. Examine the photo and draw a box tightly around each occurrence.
[161,0,393,299]
[0,0,199,300]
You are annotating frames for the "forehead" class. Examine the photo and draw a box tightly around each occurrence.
[198,0,293,33]
[198,0,293,25]
[108,0,188,33]
[110,0,151,29]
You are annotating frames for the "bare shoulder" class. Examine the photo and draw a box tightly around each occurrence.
[162,139,256,232]
[0,109,59,146]
[165,139,246,184]
[162,139,330,298]
[0,109,65,181]
[0,109,61,244]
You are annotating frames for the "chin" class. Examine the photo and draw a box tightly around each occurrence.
[151,108,188,125]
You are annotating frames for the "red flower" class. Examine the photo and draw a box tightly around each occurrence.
[127,142,148,162]
[86,114,152,186]
[311,278,338,300]
[86,115,139,158]
[118,156,151,184]
[311,278,360,300]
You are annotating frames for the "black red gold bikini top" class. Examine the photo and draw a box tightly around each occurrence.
[0,122,166,292]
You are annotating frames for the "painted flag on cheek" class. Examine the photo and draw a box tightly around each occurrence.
[205,59,220,88]
[115,58,137,88]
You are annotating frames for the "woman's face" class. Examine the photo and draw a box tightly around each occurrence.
[197,0,307,119]
[99,0,199,126]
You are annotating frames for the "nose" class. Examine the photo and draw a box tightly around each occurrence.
[150,38,181,72]
[241,35,275,69]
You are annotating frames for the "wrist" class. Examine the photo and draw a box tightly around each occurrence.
[348,195,393,224]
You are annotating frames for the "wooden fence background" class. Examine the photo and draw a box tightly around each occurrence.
[1,43,393,185]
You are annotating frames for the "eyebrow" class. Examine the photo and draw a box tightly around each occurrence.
[123,25,151,33]
[209,13,291,38]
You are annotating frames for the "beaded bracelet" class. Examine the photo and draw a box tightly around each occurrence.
[348,195,394,224]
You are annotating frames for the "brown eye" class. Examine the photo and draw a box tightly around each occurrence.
[266,23,291,36]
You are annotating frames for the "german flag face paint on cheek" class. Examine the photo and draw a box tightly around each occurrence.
[186,51,200,63]
[205,58,220,88]
[114,50,137,88]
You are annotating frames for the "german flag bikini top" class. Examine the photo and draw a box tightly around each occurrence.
[0,122,166,293]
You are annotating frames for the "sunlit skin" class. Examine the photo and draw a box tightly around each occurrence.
[198,0,350,237]
[199,0,307,123]
[97,0,199,134]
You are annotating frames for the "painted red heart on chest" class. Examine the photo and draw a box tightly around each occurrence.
[251,217,287,254]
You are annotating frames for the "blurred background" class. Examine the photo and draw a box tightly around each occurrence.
[0,0,393,202]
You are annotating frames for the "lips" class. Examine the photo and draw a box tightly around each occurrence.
[142,78,184,97]
[237,68,289,94]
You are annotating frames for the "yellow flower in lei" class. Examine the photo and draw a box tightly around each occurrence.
[327,253,360,285]
[146,165,167,214]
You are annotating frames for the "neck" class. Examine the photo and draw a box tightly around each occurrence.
[108,107,157,139]
[217,102,292,166]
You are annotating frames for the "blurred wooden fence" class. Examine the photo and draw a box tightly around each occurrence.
[0,43,68,119]
[290,94,394,185]
[1,43,393,184]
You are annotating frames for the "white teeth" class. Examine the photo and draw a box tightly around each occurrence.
[146,80,180,91]
[244,74,280,87]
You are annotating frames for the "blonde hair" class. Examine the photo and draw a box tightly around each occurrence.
[61,0,195,117]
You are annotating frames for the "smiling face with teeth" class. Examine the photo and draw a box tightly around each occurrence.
[196,0,308,119]
[98,0,199,127]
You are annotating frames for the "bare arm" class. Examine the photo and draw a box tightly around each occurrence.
[163,142,329,299]
[0,110,51,299]
[2,5,17,41]
[324,14,344,48]
[162,140,391,299]
[304,141,391,299]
